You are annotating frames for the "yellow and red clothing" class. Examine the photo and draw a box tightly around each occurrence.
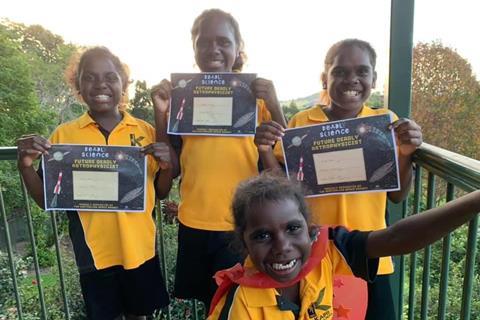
[208,226,377,320]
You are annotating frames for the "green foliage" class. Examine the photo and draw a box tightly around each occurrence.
[129,80,154,125]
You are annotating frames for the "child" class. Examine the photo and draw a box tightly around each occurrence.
[208,173,480,320]
[150,8,287,309]
[16,47,172,320]
[254,38,423,318]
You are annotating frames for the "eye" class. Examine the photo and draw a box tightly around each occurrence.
[358,67,371,77]
[218,38,232,47]
[286,223,302,234]
[105,73,120,83]
[252,231,271,242]
[81,73,95,82]
[332,68,345,77]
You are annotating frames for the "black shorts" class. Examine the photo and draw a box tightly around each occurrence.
[174,223,243,308]
[79,255,169,320]
[366,274,395,319]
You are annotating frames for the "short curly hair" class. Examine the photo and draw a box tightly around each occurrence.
[324,38,377,72]
[232,171,310,238]
[64,46,130,110]
[191,8,247,71]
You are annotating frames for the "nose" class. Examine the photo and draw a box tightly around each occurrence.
[272,233,291,257]
[93,77,108,89]
[206,41,221,54]
[345,71,359,84]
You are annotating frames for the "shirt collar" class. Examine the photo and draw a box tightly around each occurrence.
[77,111,138,129]
[307,104,375,122]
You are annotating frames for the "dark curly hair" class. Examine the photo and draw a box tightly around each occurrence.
[191,8,247,71]
[64,46,130,109]
[232,171,310,239]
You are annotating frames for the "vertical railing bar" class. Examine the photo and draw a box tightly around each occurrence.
[408,166,422,320]
[19,177,48,319]
[193,300,199,320]
[0,185,24,319]
[398,197,408,320]
[420,172,435,320]
[437,183,455,320]
[50,210,71,319]
[156,200,171,320]
[460,214,479,320]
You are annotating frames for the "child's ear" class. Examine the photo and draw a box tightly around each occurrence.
[309,225,320,241]
[321,72,327,89]
[372,71,377,89]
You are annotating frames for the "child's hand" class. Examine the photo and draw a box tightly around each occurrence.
[16,134,51,169]
[150,79,172,114]
[252,78,281,113]
[254,121,284,153]
[141,142,171,170]
[390,118,423,156]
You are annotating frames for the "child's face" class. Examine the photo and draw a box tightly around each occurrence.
[193,16,239,72]
[78,56,123,113]
[243,199,312,283]
[322,46,377,116]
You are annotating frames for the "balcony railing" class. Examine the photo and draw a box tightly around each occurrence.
[1,143,479,319]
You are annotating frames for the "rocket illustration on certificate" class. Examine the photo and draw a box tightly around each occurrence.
[281,114,400,197]
[42,145,146,211]
[168,73,257,136]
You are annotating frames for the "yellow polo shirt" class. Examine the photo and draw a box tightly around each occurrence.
[208,227,376,320]
[177,101,271,231]
[275,105,397,274]
[49,111,159,273]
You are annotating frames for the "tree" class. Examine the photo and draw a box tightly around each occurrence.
[128,80,154,125]
[411,41,480,158]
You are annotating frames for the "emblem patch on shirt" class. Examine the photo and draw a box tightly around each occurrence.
[130,134,145,146]
[307,287,332,319]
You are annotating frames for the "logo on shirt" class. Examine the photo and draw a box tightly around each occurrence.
[307,287,332,319]
[130,134,145,146]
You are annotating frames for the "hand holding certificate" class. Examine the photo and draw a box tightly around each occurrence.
[168,73,257,136]
[281,114,400,197]
[42,145,147,211]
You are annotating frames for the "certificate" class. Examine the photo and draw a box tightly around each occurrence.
[281,113,400,197]
[168,73,257,136]
[42,144,147,212]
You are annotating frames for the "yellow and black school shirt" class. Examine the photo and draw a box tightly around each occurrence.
[274,105,398,274]
[208,226,378,320]
[171,100,271,231]
[46,112,160,273]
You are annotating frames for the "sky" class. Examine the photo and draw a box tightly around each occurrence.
[2,0,480,101]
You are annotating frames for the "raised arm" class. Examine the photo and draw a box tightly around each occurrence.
[367,190,480,258]
[16,134,51,209]
[147,79,179,199]
[388,118,423,203]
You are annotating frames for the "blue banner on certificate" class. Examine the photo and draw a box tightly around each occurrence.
[42,145,147,212]
[168,73,257,136]
[281,114,400,197]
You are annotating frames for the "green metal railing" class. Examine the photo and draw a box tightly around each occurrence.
[1,143,479,319]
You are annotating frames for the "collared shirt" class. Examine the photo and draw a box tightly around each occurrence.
[49,112,159,273]
[208,226,378,320]
[274,105,398,274]
[174,100,272,231]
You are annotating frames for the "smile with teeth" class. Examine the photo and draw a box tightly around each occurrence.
[271,259,297,271]
[343,90,360,97]
[93,94,111,102]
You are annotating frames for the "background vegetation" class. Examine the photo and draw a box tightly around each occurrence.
[0,19,479,319]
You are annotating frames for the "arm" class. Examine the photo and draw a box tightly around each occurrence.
[147,79,179,199]
[16,134,51,209]
[251,78,287,128]
[367,190,480,258]
[387,118,423,202]
[254,121,284,170]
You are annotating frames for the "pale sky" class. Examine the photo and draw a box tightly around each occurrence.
[3,0,480,101]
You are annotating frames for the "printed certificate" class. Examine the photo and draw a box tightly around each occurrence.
[42,145,146,211]
[168,73,257,136]
[281,113,400,197]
